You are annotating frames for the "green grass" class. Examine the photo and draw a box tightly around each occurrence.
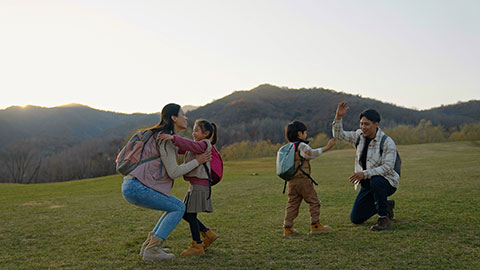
[1,141,479,269]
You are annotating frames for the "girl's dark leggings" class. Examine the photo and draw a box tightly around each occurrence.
[183,212,208,243]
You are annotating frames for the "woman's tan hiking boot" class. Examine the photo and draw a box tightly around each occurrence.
[283,227,297,236]
[311,222,332,234]
[201,230,218,250]
[139,232,170,257]
[142,236,174,261]
[181,241,205,256]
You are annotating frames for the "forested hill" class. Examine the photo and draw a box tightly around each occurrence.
[0,104,159,150]
[1,85,478,150]
[0,104,161,183]
[186,84,480,147]
[1,85,478,183]
[1,86,478,150]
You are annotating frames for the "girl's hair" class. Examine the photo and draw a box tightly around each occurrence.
[285,120,307,142]
[195,119,218,145]
[149,103,181,134]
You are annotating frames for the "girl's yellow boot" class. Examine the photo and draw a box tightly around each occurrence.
[181,241,205,256]
[201,230,218,250]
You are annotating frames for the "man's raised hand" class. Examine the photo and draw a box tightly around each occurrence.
[335,101,349,120]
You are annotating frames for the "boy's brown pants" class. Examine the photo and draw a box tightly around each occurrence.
[283,177,321,228]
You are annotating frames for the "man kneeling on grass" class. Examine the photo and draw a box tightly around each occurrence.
[332,102,399,231]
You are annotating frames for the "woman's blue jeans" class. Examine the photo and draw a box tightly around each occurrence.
[350,175,396,224]
[121,177,185,240]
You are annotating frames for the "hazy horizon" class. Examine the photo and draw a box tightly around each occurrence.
[2,1,479,113]
[1,85,478,115]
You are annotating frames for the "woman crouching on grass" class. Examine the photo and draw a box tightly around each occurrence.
[121,103,211,261]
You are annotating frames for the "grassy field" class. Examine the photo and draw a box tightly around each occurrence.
[1,141,479,269]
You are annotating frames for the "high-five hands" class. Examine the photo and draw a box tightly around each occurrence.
[335,101,350,120]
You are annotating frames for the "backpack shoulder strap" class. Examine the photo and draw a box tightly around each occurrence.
[293,141,304,173]
[355,136,361,148]
[294,141,319,186]
[138,130,161,165]
[379,135,388,156]
[203,163,212,200]
[293,141,301,151]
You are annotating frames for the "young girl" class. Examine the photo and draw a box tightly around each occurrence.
[283,120,336,236]
[159,119,219,256]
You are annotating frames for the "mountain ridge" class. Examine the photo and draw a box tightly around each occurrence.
[1,84,478,183]
[1,84,478,150]
[185,84,479,146]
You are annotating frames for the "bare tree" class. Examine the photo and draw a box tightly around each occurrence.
[0,140,42,183]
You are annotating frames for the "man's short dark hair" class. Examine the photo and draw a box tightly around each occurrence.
[359,109,381,123]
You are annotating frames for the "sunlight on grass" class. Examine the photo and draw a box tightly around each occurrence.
[0,141,479,269]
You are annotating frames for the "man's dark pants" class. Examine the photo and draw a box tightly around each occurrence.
[350,175,397,224]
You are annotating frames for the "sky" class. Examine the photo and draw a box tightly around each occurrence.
[1,0,479,114]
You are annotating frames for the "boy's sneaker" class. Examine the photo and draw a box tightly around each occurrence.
[283,227,297,236]
[387,200,395,220]
[370,217,391,231]
[311,222,332,234]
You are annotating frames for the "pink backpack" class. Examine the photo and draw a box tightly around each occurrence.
[210,146,223,185]
[202,146,223,199]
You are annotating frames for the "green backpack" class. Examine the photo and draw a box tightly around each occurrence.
[276,141,318,193]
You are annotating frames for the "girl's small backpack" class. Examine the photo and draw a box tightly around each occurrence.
[203,145,224,199]
[210,146,223,185]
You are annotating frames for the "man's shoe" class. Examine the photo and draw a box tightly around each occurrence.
[311,222,332,234]
[387,200,395,220]
[283,227,297,236]
[370,217,391,231]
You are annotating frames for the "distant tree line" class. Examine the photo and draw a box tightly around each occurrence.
[0,137,122,184]
[1,120,479,183]
[220,121,480,161]
[1,85,479,183]
[384,120,480,145]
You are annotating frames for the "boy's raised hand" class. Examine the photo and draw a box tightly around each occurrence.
[323,138,336,152]
[327,138,336,148]
[335,101,349,120]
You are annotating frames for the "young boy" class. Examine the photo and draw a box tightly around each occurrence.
[283,120,336,236]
